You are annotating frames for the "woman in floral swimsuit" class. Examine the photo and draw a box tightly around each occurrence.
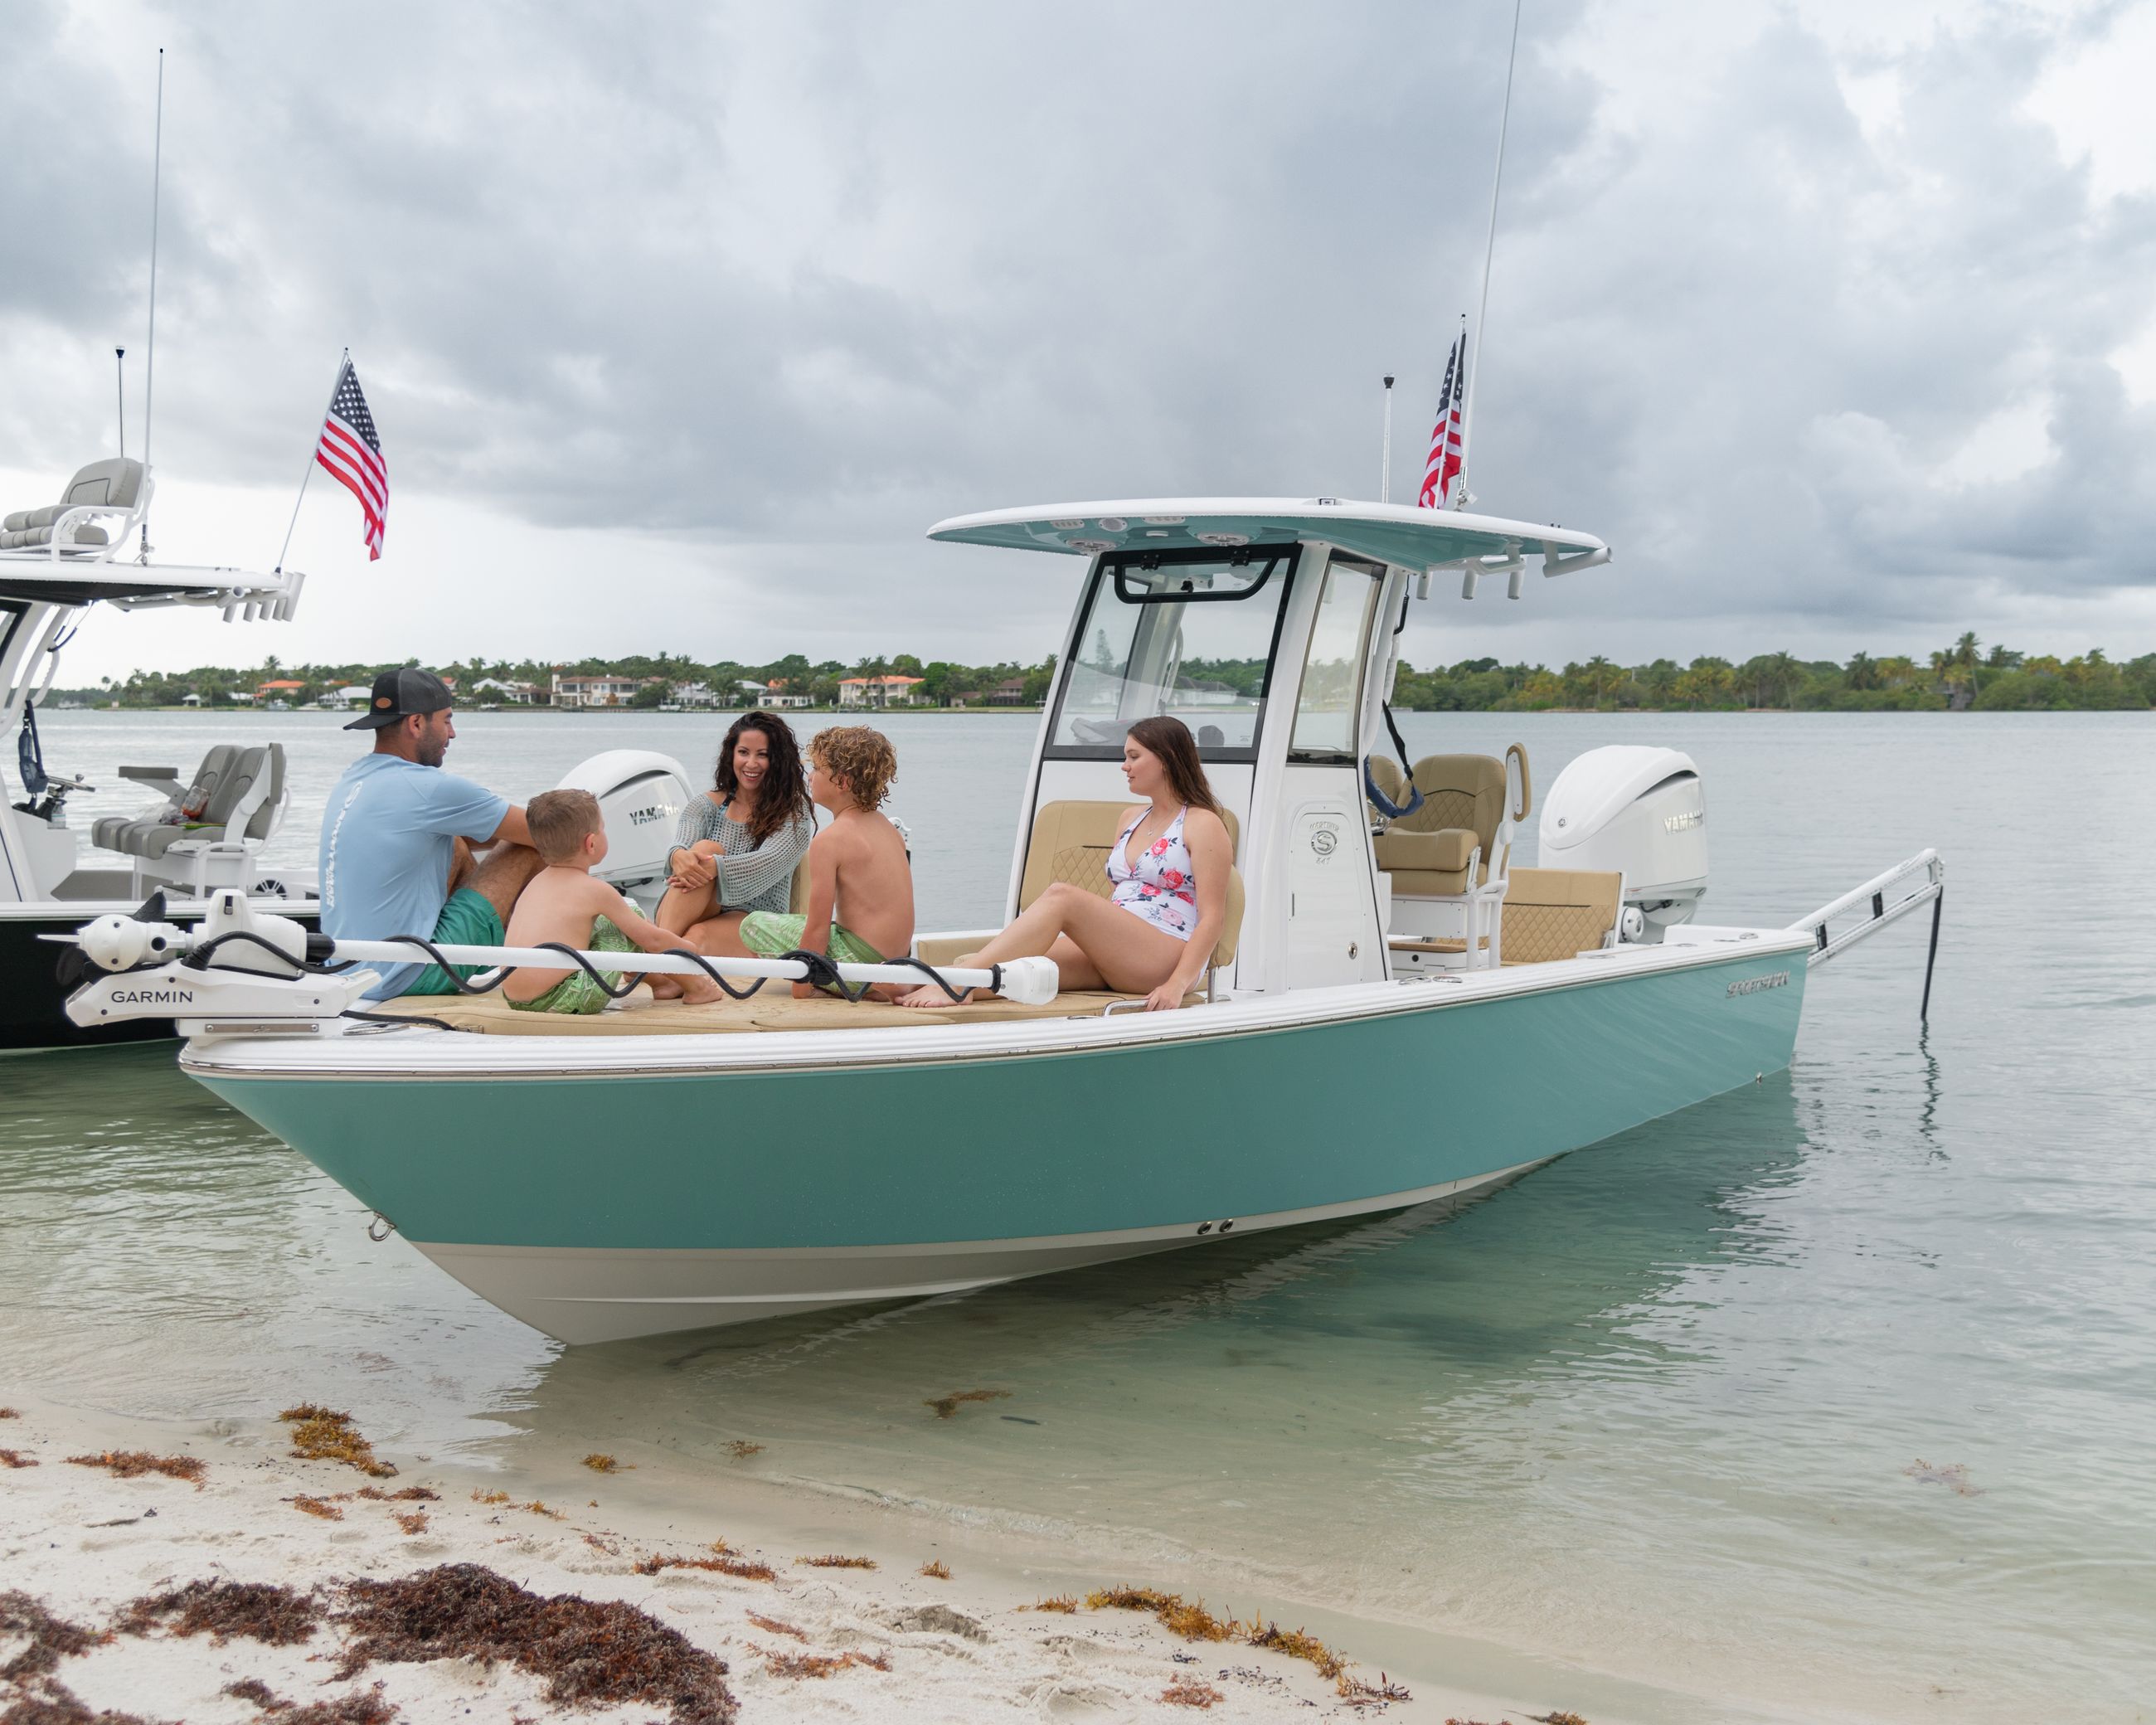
[897,715,1233,1012]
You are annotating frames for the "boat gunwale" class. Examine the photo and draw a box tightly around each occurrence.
[180,926,1815,1084]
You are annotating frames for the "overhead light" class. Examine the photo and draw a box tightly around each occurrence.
[1196,531,1249,547]
[1141,515,1186,526]
[1067,538,1115,553]
[1051,518,1085,530]
[1096,517,1128,532]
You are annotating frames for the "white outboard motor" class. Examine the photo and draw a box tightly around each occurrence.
[554,750,696,911]
[1537,746,1707,941]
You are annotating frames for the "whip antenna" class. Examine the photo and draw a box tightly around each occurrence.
[114,347,126,461]
[140,47,163,561]
[1454,0,1522,510]
[1379,375,1396,503]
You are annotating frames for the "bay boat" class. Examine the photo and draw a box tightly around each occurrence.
[57,498,1942,1341]
[0,457,323,1049]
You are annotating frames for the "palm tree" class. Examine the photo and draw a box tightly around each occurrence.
[1846,651,1877,692]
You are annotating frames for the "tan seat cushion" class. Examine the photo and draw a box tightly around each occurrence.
[1374,826,1476,875]
[1498,867,1624,964]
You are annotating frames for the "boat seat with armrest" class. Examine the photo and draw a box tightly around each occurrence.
[1,458,145,551]
[1369,748,1529,968]
[100,745,285,869]
[917,798,1244,979]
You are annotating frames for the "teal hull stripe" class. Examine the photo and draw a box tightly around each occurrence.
[200,956,1806,1253]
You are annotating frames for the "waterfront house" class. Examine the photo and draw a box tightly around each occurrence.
[838,674,925,709]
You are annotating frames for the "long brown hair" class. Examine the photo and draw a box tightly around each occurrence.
[713,711,811,847]
[1126,716,1221,816]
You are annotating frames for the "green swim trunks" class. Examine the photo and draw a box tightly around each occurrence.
[740,911,883,995]
[401,887,508,996]
[508,916,640,1015]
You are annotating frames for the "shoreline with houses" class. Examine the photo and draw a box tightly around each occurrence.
[44,636,2156,715]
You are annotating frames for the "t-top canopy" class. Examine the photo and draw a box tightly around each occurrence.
[927,497,1609,573]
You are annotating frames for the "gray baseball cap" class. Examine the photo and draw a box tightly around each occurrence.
[345,667,455,731]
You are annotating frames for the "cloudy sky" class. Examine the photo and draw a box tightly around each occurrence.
[6,0,2154,684]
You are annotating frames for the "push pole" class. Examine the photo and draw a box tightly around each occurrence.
[114,348,126,461]
[140,49,163,560]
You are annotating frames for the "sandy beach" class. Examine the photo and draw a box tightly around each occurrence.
[0,1394,1600,1725]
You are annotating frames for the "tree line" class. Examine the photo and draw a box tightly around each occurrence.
[53,634,2156,713]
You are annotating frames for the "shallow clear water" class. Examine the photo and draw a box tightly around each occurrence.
[5,708,2153,1720]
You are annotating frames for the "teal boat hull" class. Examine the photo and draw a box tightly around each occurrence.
[195,944,1809,1342]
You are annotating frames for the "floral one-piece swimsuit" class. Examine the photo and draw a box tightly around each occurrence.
[1106,804,1197,942]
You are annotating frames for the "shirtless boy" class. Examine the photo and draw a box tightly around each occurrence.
[739,726,914,999]
[502,790,722,1012]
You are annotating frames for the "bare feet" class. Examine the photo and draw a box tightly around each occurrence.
[647,975,683,1000]
[894,983,974,1008]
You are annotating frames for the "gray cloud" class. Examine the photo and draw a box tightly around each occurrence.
[3,0,2152,673]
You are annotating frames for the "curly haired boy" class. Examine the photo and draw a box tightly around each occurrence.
[741,726,914,997]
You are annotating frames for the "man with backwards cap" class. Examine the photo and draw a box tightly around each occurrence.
[319,668,544,1000]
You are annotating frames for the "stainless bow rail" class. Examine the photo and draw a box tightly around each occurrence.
[1787,849,1945,1018]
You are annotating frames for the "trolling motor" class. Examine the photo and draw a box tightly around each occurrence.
[58,890,1062,1042]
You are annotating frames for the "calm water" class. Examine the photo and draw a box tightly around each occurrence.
[4,708,2153,1721]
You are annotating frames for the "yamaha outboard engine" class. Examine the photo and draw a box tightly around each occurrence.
[553,750,697,912]
[1538,745,1707,941]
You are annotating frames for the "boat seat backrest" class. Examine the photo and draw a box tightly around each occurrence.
[1017,799,1244,969]
[202,746,268,826]
[240,743,286,840]
[1378,754,1508,850]
[1499,868,1624,964]
[186,743,243,816]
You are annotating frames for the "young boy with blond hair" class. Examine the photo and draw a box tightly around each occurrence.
[502,789,723,1012]
[741,726,914,999]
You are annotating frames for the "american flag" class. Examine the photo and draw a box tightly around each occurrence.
[316,359,388,560]
[1418,330,1465,510]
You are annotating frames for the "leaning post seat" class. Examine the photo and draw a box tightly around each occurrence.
[1369,747,1530,968]
[918,799,1244,985]
[1,458,146,552]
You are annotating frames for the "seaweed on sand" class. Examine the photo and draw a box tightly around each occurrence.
[0,1407,18,1418]
[118,1579,323,1646]
[795,1554,876,1571]
[0,1592,112,1681]
[917,1561,951,1580]
[634,1553,777,1583]
[580,1453,629,1473]
[1023,1595,1078,1613]
[63,1450,205,1489]
[1161,1676,1225,1708]
[753,1646,891,1679]
[744,1612,807,1641]
[1246,1621,1346,1679]
[356,1485,436,1503]
[923,1389,1010,1419]
[221,1677,398,1723]
[392,1511,428,1534]
[279,1406,396,1479]
[333,1562,735,1725]
[290,1494,344,1520]
[1338,1671,1414,1706]
[0,1449,35,1469]
[722,1441,764,1460]
[1082,1587,1238,1641]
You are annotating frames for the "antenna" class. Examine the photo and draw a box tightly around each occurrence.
[140,47,163,561]
[1380,375,1396,503]
[114,348,127,461]
[1454,0,1522,511]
